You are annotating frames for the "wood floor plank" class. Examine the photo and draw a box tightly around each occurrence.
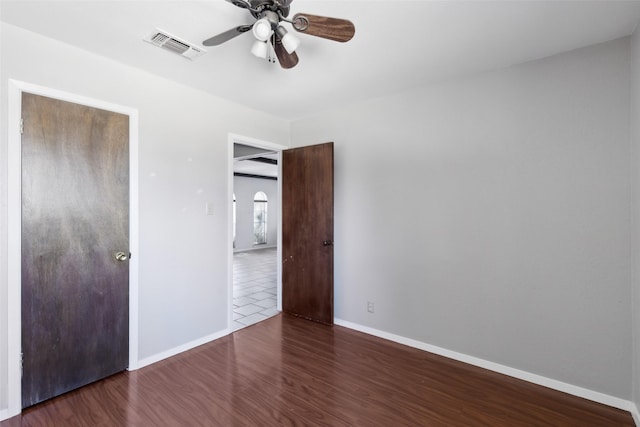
[1,313,634,426]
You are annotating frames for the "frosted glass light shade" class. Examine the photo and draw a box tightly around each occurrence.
[253,18,272,42]
[281,32,300,54]
[251,40,268,59]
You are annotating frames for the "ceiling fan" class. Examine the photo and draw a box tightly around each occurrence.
[203,0,355,69]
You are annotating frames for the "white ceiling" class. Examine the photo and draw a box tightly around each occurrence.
[2,0,640,120]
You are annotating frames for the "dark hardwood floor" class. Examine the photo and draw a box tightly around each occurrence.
[1,313,634,426]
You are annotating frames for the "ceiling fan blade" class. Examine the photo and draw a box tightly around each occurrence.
[203,25,252,47]
[292,13,355,43]
[274,36,299,69]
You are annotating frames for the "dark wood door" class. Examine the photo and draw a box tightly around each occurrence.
[21,93,130,408]
[282,142,334,325]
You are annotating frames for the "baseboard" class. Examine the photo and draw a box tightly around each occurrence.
[334,318,634,415]
[136,328,230,369]
[0,409,10,422]
[631,402,639,426]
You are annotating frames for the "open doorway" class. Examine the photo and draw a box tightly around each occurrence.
[230,137,284,330]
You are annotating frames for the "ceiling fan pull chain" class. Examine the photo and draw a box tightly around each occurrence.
[268,34,276,63]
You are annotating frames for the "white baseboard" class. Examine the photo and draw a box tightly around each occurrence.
[334,318,635,416]
[4,320,636,425]
[136,328,230,370]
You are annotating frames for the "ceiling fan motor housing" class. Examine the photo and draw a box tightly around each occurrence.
[249,1,290,19]
[262,11,281,28]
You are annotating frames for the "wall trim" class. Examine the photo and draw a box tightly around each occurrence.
[5,80,140,419]
[631,403,639,426]
[334,318,635,415]
[137,329,230,369]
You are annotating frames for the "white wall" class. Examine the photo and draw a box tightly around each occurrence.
[233,176,279,252]
[632,25,640,417]
[0,23,290,414]
[291,38,632,399]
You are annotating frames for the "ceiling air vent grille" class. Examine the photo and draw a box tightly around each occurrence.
[144,29,206,60]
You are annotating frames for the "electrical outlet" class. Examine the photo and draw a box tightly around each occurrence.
[367,301,375,313]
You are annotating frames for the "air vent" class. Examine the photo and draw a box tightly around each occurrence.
[143,29,206,60]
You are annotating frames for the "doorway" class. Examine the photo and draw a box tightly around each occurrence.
[228,135,285,330]
[6,80,139,417]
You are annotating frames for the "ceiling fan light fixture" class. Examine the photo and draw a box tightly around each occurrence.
[275,25,300,54]
[206,1,357,69]
[252,18,273,41]
[250,40,269,59]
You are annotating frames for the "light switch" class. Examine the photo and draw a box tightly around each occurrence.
[205,202,214,215]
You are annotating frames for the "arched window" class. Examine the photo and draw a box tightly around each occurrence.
[233,193,237,248]
[253,191,268,245]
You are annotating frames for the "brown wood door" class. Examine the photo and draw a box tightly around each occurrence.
[21,93,130,408]
[282,142,334,325]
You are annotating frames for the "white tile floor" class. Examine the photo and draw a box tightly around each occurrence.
[233,247,278,330]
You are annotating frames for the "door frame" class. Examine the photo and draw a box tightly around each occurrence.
[227,133,286,330]
[6,80,140,418]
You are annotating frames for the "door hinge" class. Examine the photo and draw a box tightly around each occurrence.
[20,352,24,378]
[20,118,24,135]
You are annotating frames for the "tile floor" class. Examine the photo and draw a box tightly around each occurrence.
[233,247,278,330]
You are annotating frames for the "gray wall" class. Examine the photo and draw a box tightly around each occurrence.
[291,38,632,399]
[0,22,290,413]
[233,176,279,251]
[632,26,640,415]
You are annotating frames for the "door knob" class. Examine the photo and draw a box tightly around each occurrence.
[114,251,128,262]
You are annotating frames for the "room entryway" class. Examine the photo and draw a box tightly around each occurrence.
[231,137,284,330]
[232,247,278,330]
[229,137,335,330]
